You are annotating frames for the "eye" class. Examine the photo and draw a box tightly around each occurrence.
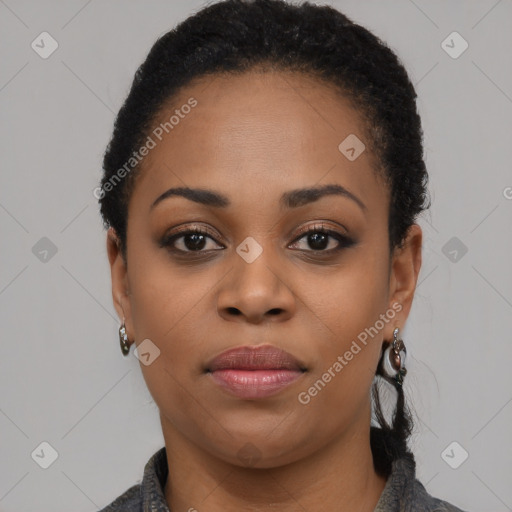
[289,223,355,253]
[160,226,224,253]
[160,222,355,257]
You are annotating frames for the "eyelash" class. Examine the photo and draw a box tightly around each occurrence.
[160,223,355,257]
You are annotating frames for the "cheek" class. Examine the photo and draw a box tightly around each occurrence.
[127,262,209,425]
[127,251,222,396]
[137,353,210,449]
[127,244,208,339]
[320,249,390,333]
[303,251,390,395]
[295,292,388,440]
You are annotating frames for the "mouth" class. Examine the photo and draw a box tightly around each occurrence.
[206,344,307,372]
[205,344,307,399]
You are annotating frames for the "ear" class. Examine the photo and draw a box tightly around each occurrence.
[106,227,133,342]
[385,223,422,339]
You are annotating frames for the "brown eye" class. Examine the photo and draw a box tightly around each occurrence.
[289,224,355,253]
[160,227,224,253]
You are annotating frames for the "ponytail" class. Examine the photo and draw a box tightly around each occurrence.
[371,361,415,477]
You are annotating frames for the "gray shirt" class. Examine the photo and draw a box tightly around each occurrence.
[99,445,467,512]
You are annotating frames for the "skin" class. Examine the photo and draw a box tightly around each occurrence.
[107,69,422,512]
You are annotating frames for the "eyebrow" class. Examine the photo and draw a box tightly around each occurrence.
[150,183,367,212]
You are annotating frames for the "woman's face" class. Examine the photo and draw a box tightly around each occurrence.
[108,70,422,467]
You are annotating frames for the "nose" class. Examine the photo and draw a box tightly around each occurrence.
[216,247,296,324]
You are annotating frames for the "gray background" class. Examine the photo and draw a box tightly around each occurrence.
[1,0,511,511]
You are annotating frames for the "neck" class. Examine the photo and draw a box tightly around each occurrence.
[161,415,387,512]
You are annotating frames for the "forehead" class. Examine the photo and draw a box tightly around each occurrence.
[130,69,385,214]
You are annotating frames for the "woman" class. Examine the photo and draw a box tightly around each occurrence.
[97,0,467,510]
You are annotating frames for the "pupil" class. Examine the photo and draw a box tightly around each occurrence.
[309,232,328,250]
[185,234,206,251]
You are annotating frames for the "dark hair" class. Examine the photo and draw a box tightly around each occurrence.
[98,0,428,476]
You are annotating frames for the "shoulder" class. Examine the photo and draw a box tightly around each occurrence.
[97,446,168,512]
[374,454,468,512]
[404,474,468,512]
[97,483,142,512]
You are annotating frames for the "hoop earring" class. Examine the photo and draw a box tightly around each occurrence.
[380,327,407,387]
[119,321,131,356]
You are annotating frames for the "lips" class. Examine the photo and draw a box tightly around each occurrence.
[206,345,306,372]
[205,345,307,399]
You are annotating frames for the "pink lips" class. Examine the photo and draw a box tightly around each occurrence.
[206,345,306,399]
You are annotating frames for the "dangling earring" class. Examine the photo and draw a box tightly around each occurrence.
[380,327,407,386]
[119,320,131,356]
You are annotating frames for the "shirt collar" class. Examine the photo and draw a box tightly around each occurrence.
[141,446,169,512]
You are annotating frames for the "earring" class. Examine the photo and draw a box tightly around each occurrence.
[119,321,131,356]
[380,327,407,386]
